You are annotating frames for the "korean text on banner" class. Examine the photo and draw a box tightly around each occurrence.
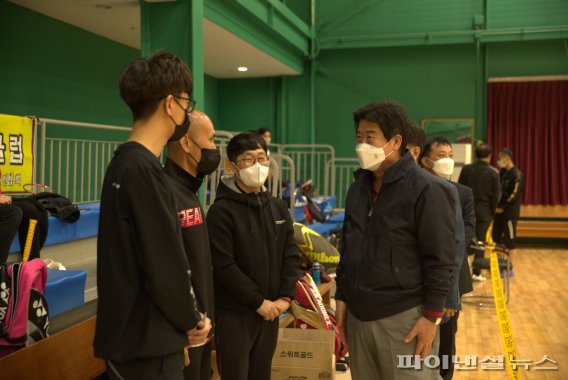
[0,114,35,193]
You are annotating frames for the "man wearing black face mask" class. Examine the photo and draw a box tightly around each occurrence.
[95,51,210,380]
[165,110,219,380]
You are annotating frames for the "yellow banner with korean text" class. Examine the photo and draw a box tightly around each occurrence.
[0,114,35,193]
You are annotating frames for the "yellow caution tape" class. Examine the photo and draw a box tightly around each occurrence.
[487,224,522,380]
[22,218,37,262]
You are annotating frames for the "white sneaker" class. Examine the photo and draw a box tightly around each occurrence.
[472,274,486,282]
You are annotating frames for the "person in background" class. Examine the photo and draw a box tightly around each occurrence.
[94,51,211,380]
[493,147,524,274]
[257,128,271,155]
[207,132,300,380]
[0,180,48,264]
[0,194,22,265]
[418,137,476,380]
[13,197,49,261]
[458,143,500,282]
[335,101,456,380]
[407,124,426,161]
[165,110,220,380]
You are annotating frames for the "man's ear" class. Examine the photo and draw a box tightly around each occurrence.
[392,134,403,150]
[164,95,174,116]
[180,134,193,153]
[410,147,420,161]
[420,156,429,168]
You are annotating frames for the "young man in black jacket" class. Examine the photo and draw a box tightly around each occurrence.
[207,132,300,380]
[165,110,219,380]
[95,51,211,380]
[335,102,456,380]
[419,137,476,380]
[493,147,524,271]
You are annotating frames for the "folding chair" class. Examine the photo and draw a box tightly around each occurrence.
[462,223,512,308]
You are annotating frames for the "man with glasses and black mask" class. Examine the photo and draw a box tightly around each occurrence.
[206,132,300,380]
[165,110,219,380]
[95,51,210,380]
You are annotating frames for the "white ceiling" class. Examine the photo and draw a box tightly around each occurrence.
[7,0,300,78]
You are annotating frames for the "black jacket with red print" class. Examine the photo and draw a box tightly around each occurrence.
[164,159,215,325]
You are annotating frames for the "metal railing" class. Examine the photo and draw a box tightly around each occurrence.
[32,118,352,216]
[202,131,234,210]
[281,144,335,196]
[325,157,359,209]
[38,118,130,203]
[268,153,296,216]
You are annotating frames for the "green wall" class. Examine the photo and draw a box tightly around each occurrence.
[0,1,138,128]
[204,74,219,125]
[217,77,276,134]
[318,0,482,37]
[487,40,568,77]
[314,44,477,157]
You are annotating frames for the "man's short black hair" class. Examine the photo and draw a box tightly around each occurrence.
[418,137,452,164]
[119,50,193,122]
[475,143,492,159]
[257,128,270,135]
[352,101,411,152]
[227,132,268,162]
[407,124,426,150]
[499,147,514,161]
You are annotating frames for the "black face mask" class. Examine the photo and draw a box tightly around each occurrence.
[187,135,221,177]
[168,100,191,142]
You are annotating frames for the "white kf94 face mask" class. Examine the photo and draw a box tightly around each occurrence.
[236,162,270,187]
[432,157,455,178]
[356,142,392,172]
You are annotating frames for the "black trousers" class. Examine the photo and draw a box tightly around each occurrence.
[472,219,492,275]
[493,213,518,250]
[0,203,22,265]
[215,309,279,380]
[106,351,185,380]
[183,341,212,380]
[439,312,459,380]
[12,198,49,261]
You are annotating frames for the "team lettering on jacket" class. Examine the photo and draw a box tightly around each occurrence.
[179,207,203,227]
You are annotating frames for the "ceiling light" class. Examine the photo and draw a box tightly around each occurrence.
[237,67,248,72]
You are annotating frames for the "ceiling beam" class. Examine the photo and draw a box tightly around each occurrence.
[319,25,568,50]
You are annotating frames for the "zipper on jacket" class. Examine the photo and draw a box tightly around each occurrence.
[354,183,384,316]
[257,193,270,295]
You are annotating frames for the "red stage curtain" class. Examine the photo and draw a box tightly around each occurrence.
[487,80,568,205]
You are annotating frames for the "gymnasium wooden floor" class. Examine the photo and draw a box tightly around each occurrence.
[336,248,568,380]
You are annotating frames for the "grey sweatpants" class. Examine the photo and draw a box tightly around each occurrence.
[347,306,442,380]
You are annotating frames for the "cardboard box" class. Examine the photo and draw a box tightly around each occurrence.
[271,365,335,380]
[271,328,336,380]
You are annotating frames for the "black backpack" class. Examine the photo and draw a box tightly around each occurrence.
[32,192,80,224]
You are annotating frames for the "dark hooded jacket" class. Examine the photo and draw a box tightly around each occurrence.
[164,159,215,326]
[206,175,301,315]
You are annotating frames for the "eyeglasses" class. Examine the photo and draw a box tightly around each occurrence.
[172,95,196,113]
[235,156,269,167]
